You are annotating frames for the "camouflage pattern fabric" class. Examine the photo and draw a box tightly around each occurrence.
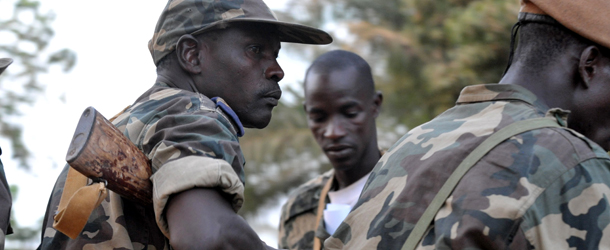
[38,81,247,250]
[325,84,610,249]
[279,170,334,250]
[0,146,13,248]
[279,149,385,250]
[149,0,332,66]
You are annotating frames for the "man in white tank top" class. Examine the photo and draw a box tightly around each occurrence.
[278,50,383,250]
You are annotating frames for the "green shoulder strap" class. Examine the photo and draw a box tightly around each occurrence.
[402,117,561,250]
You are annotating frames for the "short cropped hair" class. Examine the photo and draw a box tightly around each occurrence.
[304,50,375,94]
[515,22,590,71]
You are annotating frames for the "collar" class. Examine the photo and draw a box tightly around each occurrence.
[456,84,551,112]
[152,82,246,137]
[211,97,245,137]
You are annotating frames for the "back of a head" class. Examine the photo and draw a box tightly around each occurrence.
[511,0,610,151]
[515,21,586,71]
[513,0,610,70]
[305,50,375,95]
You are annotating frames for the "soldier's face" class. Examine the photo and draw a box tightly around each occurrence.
[304,67,380,171]
[200,23,284,129]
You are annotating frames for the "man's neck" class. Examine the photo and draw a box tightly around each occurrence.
[156,70,198,93]
[499,62,575,111]
[333,147,380,190]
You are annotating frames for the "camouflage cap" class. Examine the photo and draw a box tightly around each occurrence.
[149,0,333,66]
[0,58,12,75]
[520,0,610,49]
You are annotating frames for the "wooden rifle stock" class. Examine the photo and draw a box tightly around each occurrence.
[65,107,153,204]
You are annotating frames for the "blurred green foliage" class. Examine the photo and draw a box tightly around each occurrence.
[0,0,76,169]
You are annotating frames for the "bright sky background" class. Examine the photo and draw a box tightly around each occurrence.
[1,0,317,247]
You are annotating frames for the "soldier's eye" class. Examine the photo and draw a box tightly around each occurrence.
[345,111,358,118]
[308,113,326,123]
[344,107,360,118]
[249,46,261,54]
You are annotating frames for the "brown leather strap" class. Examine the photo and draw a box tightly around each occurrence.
[52,170,107,239]
[313,174,334,250]
[52,106,129,239]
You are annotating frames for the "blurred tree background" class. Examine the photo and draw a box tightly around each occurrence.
[0,0,75,169]
[1,0,75,247]
[238,0,520,219]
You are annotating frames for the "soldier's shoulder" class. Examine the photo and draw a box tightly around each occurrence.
[280,170,333,223]
[557,127,610,160]
[114,86,219,128]
[134,86,215,114]
[289,169,334,202]
[526,125,610,170]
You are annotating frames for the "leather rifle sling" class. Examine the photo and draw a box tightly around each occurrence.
[53,106,131,239]
[401,117,560,250]
[313,175,334,250]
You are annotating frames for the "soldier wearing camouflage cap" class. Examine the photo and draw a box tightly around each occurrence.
[325,0,610,249]
[0,58,13,249]
[38,0,331,249]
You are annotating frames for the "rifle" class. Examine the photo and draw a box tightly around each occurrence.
[66,106,153,204]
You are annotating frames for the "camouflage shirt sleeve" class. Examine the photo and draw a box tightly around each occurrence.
[112,83,247,237]
[279,170,333,249]
[521,154,610,249]
[325,84,610,249]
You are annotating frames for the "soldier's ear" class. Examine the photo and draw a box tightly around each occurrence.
[578,45,602,89]
[372,91,383,118]
[176,34,204,74]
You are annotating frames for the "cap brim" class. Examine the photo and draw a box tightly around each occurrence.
[253,19,333,45]
[193,18,333,45]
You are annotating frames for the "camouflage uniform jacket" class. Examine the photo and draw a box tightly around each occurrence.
[279,169,334,250]
[0,146,13,247]
[325,84,610,249]
[39,82,247,250]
